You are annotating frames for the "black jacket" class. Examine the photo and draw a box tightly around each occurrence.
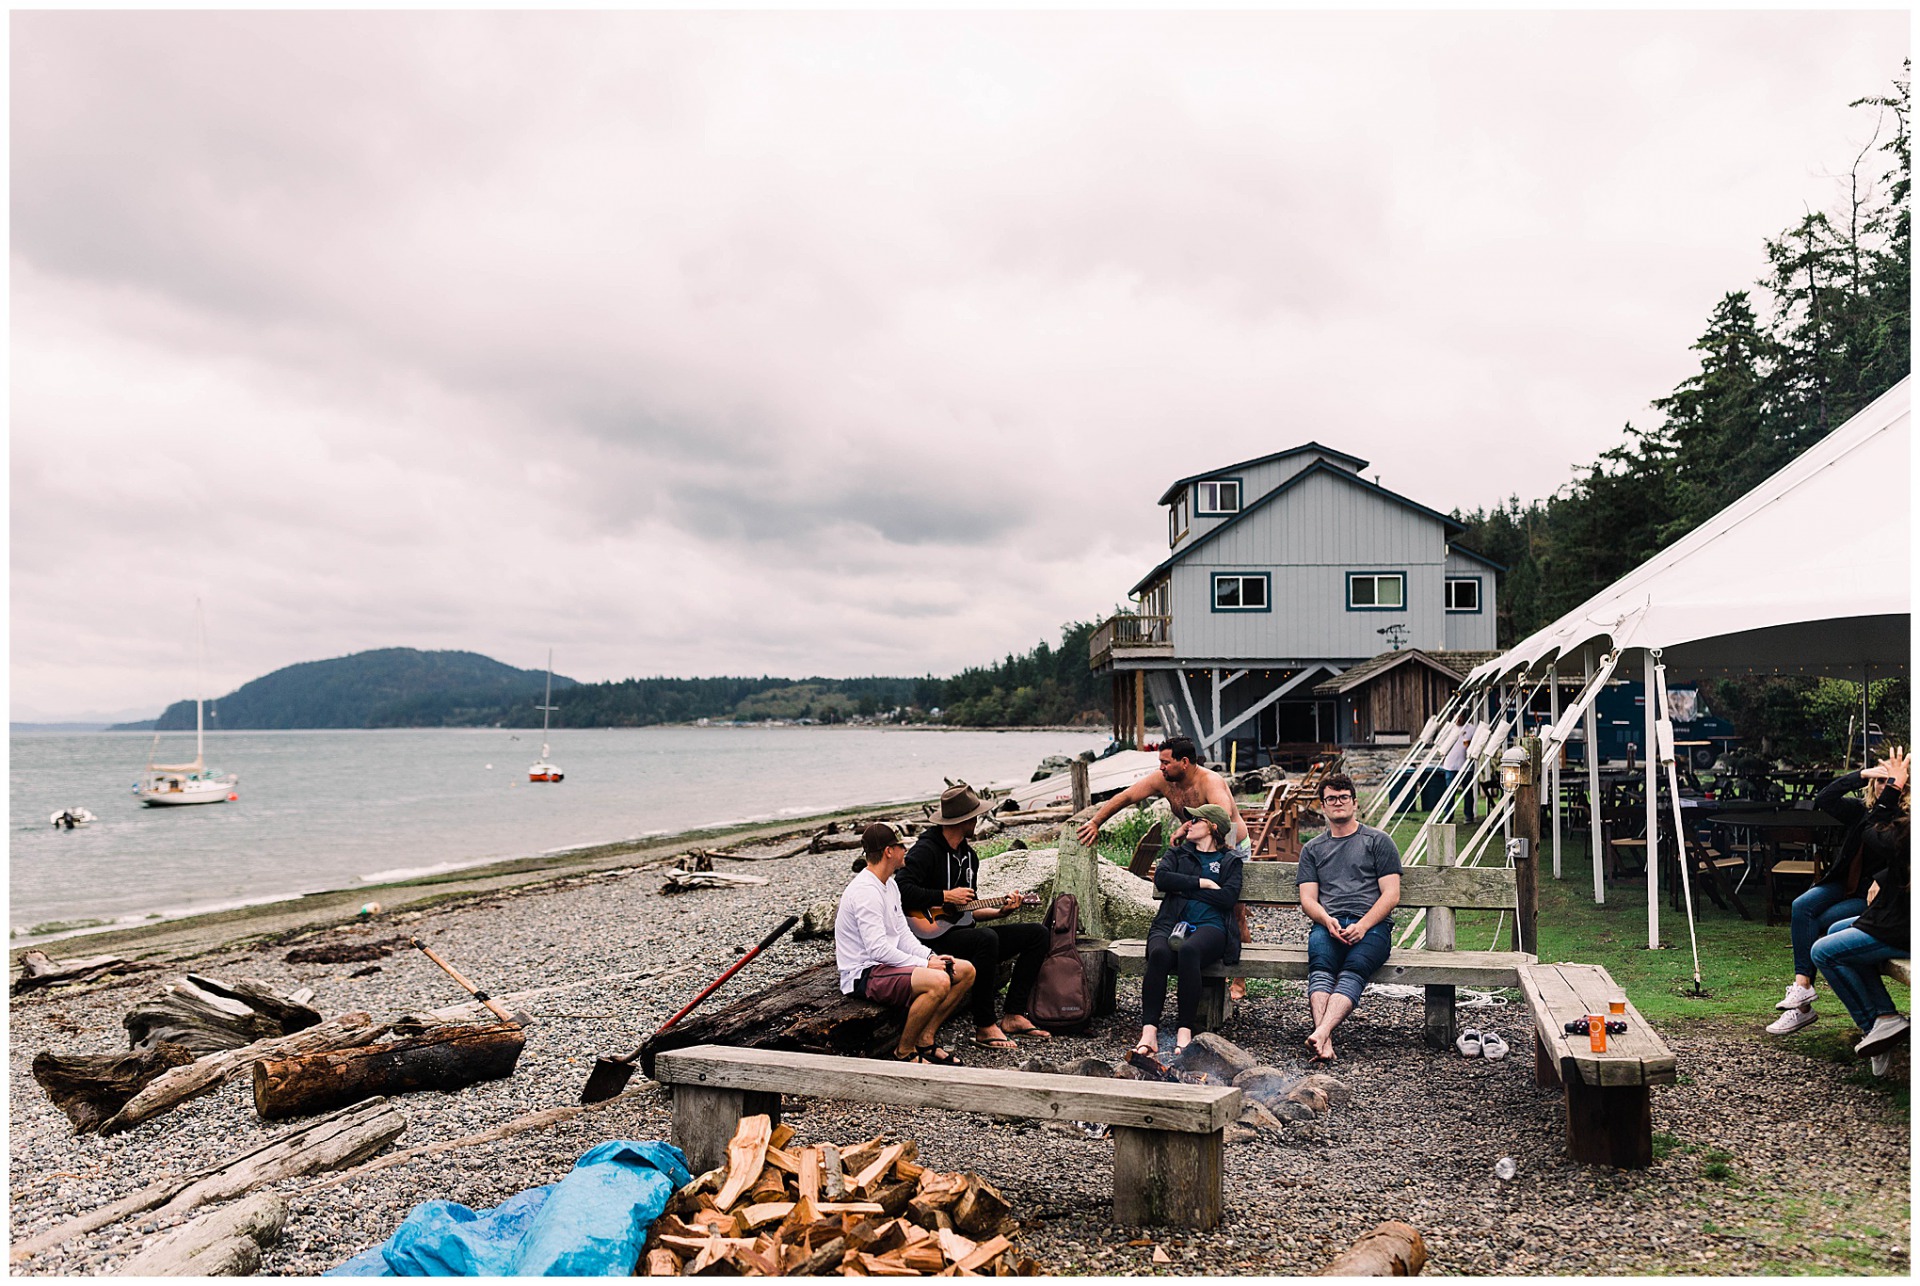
[1148,840,1245,965]
[898,829,974,917]
[1813,772,1902,897]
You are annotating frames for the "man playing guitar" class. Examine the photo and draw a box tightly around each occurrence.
[898,784,1053,1050]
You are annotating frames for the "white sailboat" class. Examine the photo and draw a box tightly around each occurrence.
[135,605,238,807]
[528,651,564,783]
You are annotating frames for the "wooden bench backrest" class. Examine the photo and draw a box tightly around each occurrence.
[1238,860,1516,911]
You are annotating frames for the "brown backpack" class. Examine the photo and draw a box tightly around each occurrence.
[1025,893,1092,1032]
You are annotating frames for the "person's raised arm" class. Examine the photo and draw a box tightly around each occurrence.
[1076,771,1165,846]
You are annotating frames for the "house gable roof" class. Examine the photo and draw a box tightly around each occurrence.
[1310,648,1466,697]
[1446,543,1508,573]
[1155,441,1370,505]
[1130,459,1469,596]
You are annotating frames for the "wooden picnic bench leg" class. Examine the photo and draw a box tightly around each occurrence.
[1111,1126,1225,1230]
[1082,943,1118,1019]
[1423,984,1457,1051]
[1194,978,1229,1033]
[669,1085,783,1173]
[1533,1031,1560,1089]
[1562,1074,1652,1169]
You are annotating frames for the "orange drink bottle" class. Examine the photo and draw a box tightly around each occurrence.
[1587,1014,1607,1052]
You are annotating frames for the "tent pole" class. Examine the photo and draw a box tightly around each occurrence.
[1645,649,1660,949]
[1586,648,1605,906]
[1550,659,1562,879]
[1862,662,1872,765]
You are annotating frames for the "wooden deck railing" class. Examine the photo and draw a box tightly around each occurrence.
[1089,614,1173,667]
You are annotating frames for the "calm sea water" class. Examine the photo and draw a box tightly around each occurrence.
[9,726,1107,941]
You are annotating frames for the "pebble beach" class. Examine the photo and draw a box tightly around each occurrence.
[9,813,1911,1277]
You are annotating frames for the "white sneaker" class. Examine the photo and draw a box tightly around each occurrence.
[1766,1005,1818,1035]
[1870,1052,1892,1077]
[1855,1014,1910,1056]
[1479,1031,1510,1060]
[1455,1028,1483,1057]
[1776,982,1817,1010]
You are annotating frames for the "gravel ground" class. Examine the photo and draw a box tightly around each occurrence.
[9,836,1910,1276]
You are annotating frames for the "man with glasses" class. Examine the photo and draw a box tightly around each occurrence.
[1296,773,1402,1061]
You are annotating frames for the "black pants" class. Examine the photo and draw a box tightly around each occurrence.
[935,921,1051,1027]
[1142,925,1230,1032]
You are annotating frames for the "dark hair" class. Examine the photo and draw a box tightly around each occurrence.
[1160,736,1198,764]
[861,822,901,858]
[1319,772,1357,799]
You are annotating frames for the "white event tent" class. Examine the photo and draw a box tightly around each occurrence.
[1370,378,1909,969]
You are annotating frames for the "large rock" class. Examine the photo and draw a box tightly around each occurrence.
[1175,1032,1258,1084]
[1094,859,1160,940]
[1231,1065,1300,1111]
[976,848,1058,926]
[796,899,839,940]
[1297,1072,1353,1109]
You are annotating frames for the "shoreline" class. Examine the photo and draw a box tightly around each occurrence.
[8,792,968,968]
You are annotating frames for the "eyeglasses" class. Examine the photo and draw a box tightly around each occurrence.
[1321,793,1355,804]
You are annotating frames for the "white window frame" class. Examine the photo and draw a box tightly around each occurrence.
[1445,577,1481,613]
[1347,572,1406,611]
[1195,478,1242,515]
[1212,572,1271,612]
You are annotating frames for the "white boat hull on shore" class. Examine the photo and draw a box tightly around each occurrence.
[1002,749,1159,810]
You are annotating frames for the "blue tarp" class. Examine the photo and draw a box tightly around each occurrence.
[327,1139,692,1276]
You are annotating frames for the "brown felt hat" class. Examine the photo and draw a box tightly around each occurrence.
[930,783,993,827]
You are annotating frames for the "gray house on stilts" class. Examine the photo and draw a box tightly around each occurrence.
[1088,443,1502,767]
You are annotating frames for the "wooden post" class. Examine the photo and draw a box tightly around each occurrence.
[1111,1126,1224,1229]
[1134,672,1146,751]
[1194,979,1228,1033]
[1533,1031,1560,1089]
[1563,1076,1653,1168]
[1423,817,1459,1049]
[1513,735,1541,956]
[1070,759,1091,812]
[1053,828,1104,941]
[1078,942,1118,1018]
[670,1085,782,1174]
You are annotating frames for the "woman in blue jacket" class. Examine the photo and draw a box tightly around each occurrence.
[1131,803,1243,1059]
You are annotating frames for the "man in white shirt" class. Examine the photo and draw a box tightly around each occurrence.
[1435,710,1480,821]
[836,823,976,1065]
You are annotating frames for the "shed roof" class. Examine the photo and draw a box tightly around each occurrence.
[1155,442,1369,505]
[1131,459,1468,596]
[1311,648,1466,696]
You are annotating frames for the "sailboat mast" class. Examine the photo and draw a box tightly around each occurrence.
[195,598,208,768]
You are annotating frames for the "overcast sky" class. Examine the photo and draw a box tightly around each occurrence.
[10,9,1908,721]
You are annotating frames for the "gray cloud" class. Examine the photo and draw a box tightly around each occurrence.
[10,9,1907,719]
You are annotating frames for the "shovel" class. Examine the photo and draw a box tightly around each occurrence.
[410,937,534,1027]
[581,913,798,1104]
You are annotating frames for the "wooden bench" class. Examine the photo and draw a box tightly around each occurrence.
[1515,962,1675,1168]
[653,1044,1242,1229]
[1884,957,1911,987]
[1103,857,1535,1048]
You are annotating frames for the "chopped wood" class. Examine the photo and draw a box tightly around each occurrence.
[797,1237,848,1275]
[951,1175,1013,1239]
[872,1178,920,1220]
[770,1123,796,1149]
[740,1202,796,1229]
[821,1143,848,1200]
[646,1248,684,1275]
[958,1236,1012,1272]
[799,1146,823,1204]
[852,1143,908,1196]
[935,1229,978,1264]
[713,1113,773,1209]
[764,1145,801,1174]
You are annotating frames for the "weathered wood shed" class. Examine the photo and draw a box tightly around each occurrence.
[1311,649,1498,747]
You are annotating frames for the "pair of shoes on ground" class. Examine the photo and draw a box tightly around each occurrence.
[1455,1029,1508,1060]
[1854,1014,1910,1058]
[1766,1004,1818,1035]
[1776,981,1818,1010]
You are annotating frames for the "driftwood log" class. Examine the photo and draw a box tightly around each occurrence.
[10,1098,405,1266]
[639,963,900,1079]
[252,1022,525,1119]
[32,1042,199,1135]
[1319,1220,1429,1276]
[115,1191,287,1277]
[123,976,320,1055]
[99,1013,382,1136]
[12,950,151,995]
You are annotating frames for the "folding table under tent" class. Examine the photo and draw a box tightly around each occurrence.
[1452,376,1911,954]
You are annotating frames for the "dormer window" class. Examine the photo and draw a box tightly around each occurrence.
[1195,479,1241,515]
[1169,493,1190,546]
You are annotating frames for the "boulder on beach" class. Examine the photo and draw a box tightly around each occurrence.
[1094,858,1159,940]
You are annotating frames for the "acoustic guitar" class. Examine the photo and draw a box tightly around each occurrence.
[906,893,1042,942]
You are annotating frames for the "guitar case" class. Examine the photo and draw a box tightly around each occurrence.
[1026,893,1093,1033]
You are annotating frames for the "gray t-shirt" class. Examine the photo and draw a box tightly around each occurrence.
[1297,825,1403,922]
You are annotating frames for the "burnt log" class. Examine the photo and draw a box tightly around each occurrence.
[32,1042,199,1134]
[252,1022,525,1119]
[639,963,901,1079]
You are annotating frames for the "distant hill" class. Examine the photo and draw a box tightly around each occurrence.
[119,649,577,731]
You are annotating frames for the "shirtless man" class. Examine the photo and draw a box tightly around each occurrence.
[1077,737,1255,998]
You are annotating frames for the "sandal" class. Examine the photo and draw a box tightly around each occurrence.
[971,1035,1018,1051]
[891,1049,927,1064]
[1002,1021,1052,1040]
[1129,1042,1158,1058]
[918,1045,963,1066]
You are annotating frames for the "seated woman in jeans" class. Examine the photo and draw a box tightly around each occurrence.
[1297,772,1403,1062]
[1131,804,1243,1061]
[1768,758,1903,1033]
[1807,750,1909,1072]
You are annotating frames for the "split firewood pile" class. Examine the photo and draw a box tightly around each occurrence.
[642,1116,1039,1277]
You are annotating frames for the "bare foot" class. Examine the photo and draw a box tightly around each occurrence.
[1002,1016,1052,1039]
[1306,1030,1335,1060]
[973,1026,1017,1051]
[1229,978,1247,1003]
